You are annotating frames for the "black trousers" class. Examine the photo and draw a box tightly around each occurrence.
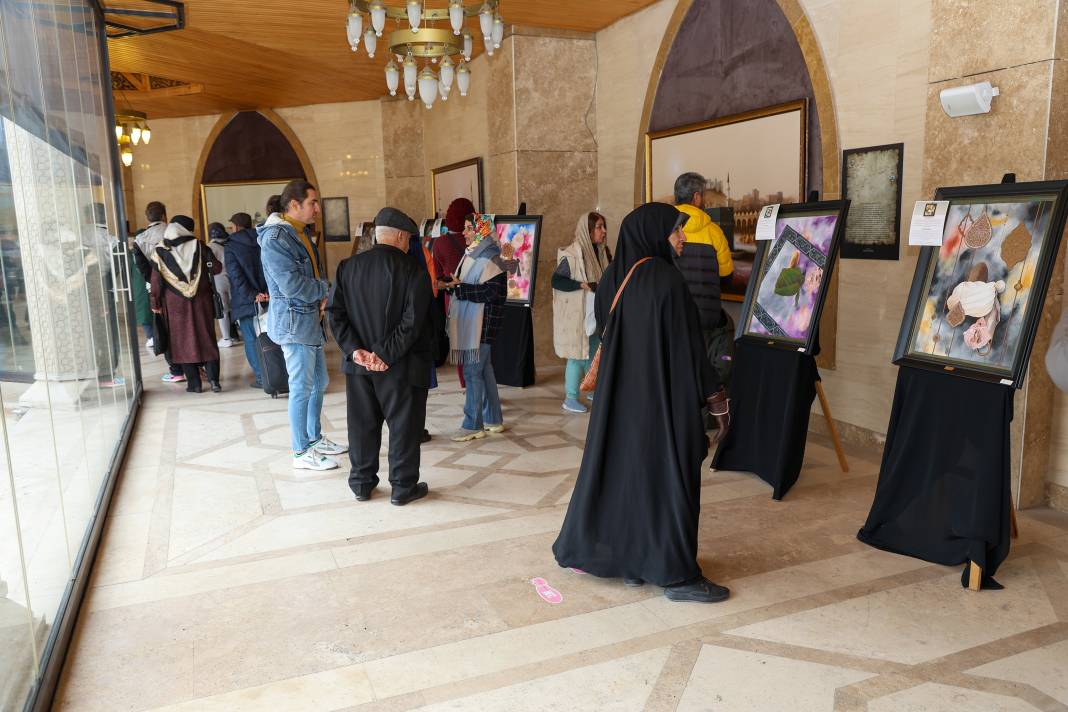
[181,360,219,391]
[346,373,427,498]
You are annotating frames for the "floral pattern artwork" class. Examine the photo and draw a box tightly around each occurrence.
[744,213,839,344]
[494,219,540,305]
[905,198,1055,373]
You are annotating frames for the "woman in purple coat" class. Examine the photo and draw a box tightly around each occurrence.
[150,216,223,393]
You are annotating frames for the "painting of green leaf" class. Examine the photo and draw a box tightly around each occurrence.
[774,266,804,305]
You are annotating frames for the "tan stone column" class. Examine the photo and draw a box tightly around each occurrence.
[921,0,1068,509]
[381,97,429,221]
[486,27,599,364]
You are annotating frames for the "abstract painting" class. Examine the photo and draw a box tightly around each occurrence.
[646,101,806,301]
[895,182,1068,386]
[493,215,542,306]
[321,197,350,243]
[738,201,847,353]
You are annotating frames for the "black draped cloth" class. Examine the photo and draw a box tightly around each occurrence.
[712,341,818,500]
[491,304,536,387]
[858,366,1013,587]
[553,203,721,587]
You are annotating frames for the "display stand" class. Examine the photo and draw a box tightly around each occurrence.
[712,341,847,499]
[491,304,536,387]
[857,366,1015,590]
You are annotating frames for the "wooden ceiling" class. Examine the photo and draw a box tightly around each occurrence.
[106,0,660,118]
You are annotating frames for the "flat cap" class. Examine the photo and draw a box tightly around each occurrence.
[374,207,418,235]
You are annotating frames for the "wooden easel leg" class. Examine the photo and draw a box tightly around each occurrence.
[968,561,983,591]
[815,381,849,473]
[1010,505,1019,540]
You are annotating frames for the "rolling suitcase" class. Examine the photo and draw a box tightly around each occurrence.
[254,306,289,398]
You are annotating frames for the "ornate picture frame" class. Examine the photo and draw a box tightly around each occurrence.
[432,157,484,216]
[893,181,1068,387]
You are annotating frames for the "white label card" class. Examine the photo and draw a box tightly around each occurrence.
[908,200,950,246]
[755,203,781,241]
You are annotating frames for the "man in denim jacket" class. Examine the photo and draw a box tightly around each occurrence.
[258,179,348,470]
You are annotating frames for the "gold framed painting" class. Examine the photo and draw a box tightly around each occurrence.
[645,101,807,302]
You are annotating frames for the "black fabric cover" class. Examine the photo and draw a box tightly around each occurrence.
[490,304,535,387]
[553,203,720,587]
[712,340,818,500]
[858,366,1013,586]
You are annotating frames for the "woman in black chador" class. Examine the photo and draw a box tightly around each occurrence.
[552,202,731,603]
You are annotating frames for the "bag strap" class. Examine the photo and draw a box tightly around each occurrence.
[600,257,652,338]
[609,257,652,314]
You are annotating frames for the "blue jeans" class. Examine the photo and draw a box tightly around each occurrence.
[461,344,503,431]
[564,334,600,399]
[238,317,263,385]
[281,343,328,452]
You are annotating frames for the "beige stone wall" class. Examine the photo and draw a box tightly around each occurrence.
[127,103,384,278]
[128,114,220,231]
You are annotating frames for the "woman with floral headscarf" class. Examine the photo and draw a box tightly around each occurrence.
[441,214,508,441]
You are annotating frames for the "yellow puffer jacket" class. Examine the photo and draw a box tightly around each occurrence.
[676,203,733,277]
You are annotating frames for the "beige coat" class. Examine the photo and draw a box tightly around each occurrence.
[553,243,591,361]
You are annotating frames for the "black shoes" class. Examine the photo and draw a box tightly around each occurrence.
[664,576,730,603]
[210,381,222,393]
[354,488,375,502]
[421,429,432,444]
[623,577,644,587]
[390,482,429,506]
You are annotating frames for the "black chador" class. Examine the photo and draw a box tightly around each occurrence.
[553,203,730,600]
[327,208,433,505]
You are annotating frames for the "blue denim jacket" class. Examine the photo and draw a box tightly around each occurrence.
[257,214,330,346]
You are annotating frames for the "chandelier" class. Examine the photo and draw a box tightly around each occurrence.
[345,1,504,109]
[114,110,152,167]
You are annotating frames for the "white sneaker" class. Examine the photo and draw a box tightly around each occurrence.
[451,428,487,442]
[293,450,338,471]
[312,436,348,455]
[218,338,234,348]
[145,338,154,351]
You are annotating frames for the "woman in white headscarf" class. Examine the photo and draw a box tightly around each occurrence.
[150,216,223,393]
[552,211,612,413]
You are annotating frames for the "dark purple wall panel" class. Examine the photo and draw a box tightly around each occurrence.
[202,111,305,184]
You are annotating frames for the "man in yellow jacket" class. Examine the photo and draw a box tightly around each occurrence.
[673,172,735,397]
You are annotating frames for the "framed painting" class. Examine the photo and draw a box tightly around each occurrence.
[432,157,484,215]
[493,215,542,306]
[200,179,293,231]
[645,100,807,302]
[893,181,1068,387]
[737,200,849,353]
[841,143,903,260]
[351,221,375,256]
[321,196,351,243]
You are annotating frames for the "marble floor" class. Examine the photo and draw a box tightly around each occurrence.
[54,345,1068,711]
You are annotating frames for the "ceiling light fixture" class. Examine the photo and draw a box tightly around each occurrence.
[114,110,151,166]
[345,0,503,109]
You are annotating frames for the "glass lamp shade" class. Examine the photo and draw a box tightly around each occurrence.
[418,66,439,109]
[141,126,151,144]
[483,34,494,56]
[121,148,133,167]
[364,27,377,57]
[479,2,493,39]
[456,61,471,97]
[114,124,124,140]
[370,2,386,36]
[385,58,400,96]
[403,54,418,101]
[407,0,421,32]
[130,125,142,145]
[492,15,504,48]
[346,12,362,50]
[439,55,455,90]
[462,29,473,61]
[449,0,464,35]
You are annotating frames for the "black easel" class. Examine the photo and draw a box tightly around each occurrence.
[858,173,1021,591]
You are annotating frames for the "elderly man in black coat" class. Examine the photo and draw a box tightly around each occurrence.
[327,207,434,506]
